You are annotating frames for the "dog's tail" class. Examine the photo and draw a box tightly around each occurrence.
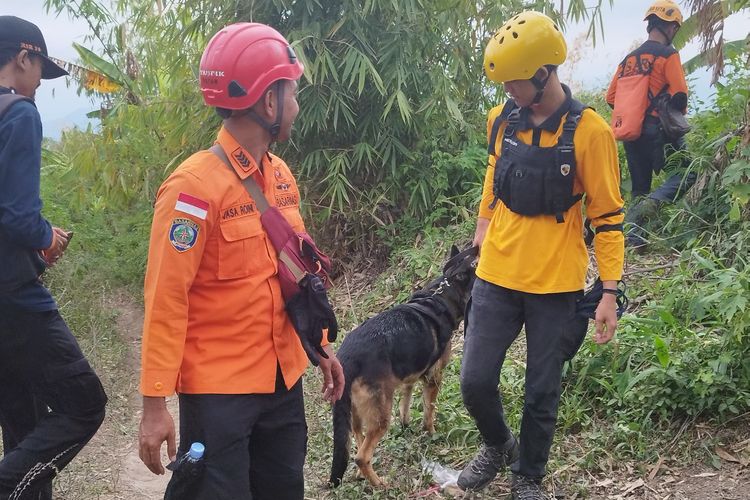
[329,378,352,487]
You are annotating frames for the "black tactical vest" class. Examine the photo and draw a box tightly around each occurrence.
[487,99,586,223]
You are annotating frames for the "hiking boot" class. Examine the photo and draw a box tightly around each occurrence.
[511,473,547,500]
[457,436,519,492]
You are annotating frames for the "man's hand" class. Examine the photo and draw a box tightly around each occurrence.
[472,217,490,252]
[317,344,345,404]
[593,283,619,344]
[138,396,176,475]
[41,227,71,266]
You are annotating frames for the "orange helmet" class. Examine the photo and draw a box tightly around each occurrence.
[644,0,683,26]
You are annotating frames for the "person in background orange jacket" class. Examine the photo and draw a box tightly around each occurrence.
[607,0,697,248]
[137,23,344,500]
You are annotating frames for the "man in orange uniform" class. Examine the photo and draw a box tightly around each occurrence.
[137,23,344,500]
[457,12,624,499]
[607,0,695,247]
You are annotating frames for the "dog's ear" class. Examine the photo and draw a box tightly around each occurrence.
[449,244,459,259]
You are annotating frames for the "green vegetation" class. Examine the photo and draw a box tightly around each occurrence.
[32,0,750,497]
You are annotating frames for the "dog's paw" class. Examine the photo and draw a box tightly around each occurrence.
[370,478,387,489]
[422,421,436,434]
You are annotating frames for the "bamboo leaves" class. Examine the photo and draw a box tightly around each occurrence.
[73,43,129,86]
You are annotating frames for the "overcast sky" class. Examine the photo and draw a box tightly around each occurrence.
[4,0,100,135]
[5,0,749,137]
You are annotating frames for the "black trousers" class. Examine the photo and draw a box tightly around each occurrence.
[168,379,307,500]
[0,307,107,500]
[623,116,695,200]
[460,278,586,478]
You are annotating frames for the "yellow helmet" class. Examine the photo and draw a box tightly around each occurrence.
[484,11,567,84]
[644,0,683,25]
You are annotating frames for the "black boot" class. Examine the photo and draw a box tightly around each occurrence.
[511,473,547,500]
[457,436,519,492]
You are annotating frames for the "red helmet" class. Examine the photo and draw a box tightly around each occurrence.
[199,23,304,110]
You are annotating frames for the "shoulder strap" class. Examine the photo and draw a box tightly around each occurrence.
[209,144,309,282]
[553,99,587,223]
[487,100,518,156]
[209,144,270,213]
[646,83,670,114]
[0,94,32,121]
[558,99,586,147]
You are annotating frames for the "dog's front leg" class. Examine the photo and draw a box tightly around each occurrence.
[421,378,439,434]
[399,383,414,427]
[422,347,451,434]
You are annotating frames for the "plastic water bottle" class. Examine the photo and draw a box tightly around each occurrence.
[164,442,206,500]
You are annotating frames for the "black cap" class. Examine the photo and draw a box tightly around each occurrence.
[0,16,68,79]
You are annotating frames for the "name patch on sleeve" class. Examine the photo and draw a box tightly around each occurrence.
[169,218,199,252]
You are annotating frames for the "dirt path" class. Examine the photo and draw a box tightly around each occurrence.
[108,293,174,499]
[55,292,173,500]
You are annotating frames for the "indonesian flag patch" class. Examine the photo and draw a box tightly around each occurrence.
[175,193,209,220]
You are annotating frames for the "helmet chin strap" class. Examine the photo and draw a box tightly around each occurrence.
[657,26,674,45]
[243,81,285,142]
[529,71,551,105]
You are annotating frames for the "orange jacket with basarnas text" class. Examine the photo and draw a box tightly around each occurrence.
[606,40,689,116]
[140,126,323,397]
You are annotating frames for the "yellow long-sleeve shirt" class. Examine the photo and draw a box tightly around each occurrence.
[477,97,625,294]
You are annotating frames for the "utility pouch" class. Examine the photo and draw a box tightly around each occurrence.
[611,54,652,141]
[654,93,691,139]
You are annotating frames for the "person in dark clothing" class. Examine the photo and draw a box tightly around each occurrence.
[606,0,697,247]
[0,16,107,500]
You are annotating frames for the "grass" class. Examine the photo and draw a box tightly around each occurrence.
[14,174,747,499]
[301,225,750,499]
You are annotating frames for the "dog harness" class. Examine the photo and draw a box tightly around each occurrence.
[402,288,455,331]
[487,99,587,223]
[400,246,478,368]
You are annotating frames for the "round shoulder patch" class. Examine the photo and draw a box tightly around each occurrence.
[169,218,200,252]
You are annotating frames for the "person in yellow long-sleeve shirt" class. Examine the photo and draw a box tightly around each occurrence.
[457,12,625,499]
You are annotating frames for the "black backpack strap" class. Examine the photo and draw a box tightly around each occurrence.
[646,83,670,115]
[487,100,518,156]
[552,99,586,222]
[0,94,32,121]
[559,99,586,144]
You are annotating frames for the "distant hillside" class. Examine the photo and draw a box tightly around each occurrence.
[43,107,98,140]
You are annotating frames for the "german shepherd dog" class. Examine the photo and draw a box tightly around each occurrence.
[330,245,478,487]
